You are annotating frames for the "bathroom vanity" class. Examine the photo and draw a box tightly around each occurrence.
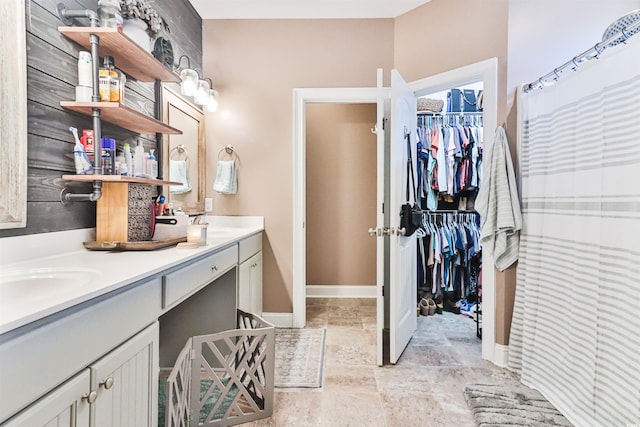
[0,216,263,426]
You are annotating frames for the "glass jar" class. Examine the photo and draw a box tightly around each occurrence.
[98,0,122,29]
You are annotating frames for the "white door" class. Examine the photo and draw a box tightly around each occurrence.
[389,69,417,364]
[375,69,386,366]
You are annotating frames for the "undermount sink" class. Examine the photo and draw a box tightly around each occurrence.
[0,267,100,300]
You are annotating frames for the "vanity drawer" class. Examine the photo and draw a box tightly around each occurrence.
[163,246,238,309]
[239,233,262,263]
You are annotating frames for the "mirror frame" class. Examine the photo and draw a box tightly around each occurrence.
[161,85,206,214]
[0,0,28,229]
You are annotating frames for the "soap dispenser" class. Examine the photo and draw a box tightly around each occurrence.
[134,140,145,177]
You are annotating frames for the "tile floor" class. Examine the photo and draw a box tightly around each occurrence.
[242,298,521,427]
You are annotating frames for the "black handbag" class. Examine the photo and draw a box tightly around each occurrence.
[399,132,423,237]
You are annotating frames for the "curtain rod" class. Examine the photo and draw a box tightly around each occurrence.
[523,15,640,93]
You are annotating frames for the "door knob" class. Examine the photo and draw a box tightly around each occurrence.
[396,227,406,236]
[368,227,377,236]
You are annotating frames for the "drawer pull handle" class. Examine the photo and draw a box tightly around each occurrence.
[99,377,114,390]
[211,266,219,272]
[82,390,97,404]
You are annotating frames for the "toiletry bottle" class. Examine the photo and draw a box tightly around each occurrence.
[123,143,133,177]
[81,129,95,163]
[134,140,145,177]
[97,0,122,29]
[109,58,120,102]
[77,51,92,87]
[115,151,125,175]
[148,149,158,179]
[99,56,113,102]
[101,138,116,175]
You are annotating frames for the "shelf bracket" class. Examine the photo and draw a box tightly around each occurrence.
[56,3,99,27]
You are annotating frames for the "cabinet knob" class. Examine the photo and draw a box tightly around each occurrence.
[99,377,114,390]
[211,265,219,272]
[82,390,98,404]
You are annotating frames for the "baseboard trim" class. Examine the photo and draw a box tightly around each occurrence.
[306,285,376,298]
[261,312,294,328]
[494,343,509,368]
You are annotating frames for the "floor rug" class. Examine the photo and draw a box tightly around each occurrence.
[274,328,326,388]
[464,384,573,426]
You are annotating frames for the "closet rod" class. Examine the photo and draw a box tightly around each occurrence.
[424,210,478,214]
[418,112,483,116]
[523,13,640,93]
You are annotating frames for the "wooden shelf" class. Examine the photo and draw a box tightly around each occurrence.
[62,175,182,186]
[58,26,180,83]
[60,101,182,135]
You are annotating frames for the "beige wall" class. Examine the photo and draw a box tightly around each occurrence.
[305,104,377,287]
[394,0,509,120]
[202,19,394,312]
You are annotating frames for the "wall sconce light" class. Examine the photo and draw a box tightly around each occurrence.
[175,56,219,111]
[194,79,211,105]
[175,55,199,97]
[203,78,219,112]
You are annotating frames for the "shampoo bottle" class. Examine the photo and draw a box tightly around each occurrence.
[148,149,158,179]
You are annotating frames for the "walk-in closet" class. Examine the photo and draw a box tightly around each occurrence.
[414,83,484,341]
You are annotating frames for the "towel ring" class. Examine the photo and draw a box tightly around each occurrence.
[218,144,238,160]
[170,144,189,161]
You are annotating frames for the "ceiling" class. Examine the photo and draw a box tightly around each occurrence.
[188,0,432,20]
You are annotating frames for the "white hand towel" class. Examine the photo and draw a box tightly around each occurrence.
[213,160,237,194]
[169,160,192,194]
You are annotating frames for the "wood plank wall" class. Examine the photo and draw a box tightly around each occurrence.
[0,0,202,237]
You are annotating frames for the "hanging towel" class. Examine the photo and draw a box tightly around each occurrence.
[475,125,522,271]
[213,159,237,194]
[169,160,192,194]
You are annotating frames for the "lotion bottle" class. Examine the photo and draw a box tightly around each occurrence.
[123,143,133,176]
[134,140,145,176]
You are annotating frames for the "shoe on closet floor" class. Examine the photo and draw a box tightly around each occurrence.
[419,298,432,316]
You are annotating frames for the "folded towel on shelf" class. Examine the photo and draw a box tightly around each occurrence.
[213,160,237,194]
[169,160,192,194]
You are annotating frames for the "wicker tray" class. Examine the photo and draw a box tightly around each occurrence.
[83,237,187,251]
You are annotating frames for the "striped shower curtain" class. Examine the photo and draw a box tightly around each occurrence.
[509,35,640,427]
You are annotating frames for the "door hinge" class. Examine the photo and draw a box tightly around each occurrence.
[382,117,387,130]
[382,286,385,296]
[381,202,384,214]
[190,348,196,360]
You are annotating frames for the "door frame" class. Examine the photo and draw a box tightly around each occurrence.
[292,87,383,329]
[409,58,499,363]
[292,57,499,364]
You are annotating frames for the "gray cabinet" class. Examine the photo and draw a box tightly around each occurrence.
[238,251,263,316]
[91,322,158,427]
[2,323,158,427]
[2,371,90,427]
[238,234,263,316]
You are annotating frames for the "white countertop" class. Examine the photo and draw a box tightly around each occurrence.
[0,216,264,336]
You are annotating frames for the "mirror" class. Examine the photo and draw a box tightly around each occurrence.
[0,0,28,229]
[162,86,205,214]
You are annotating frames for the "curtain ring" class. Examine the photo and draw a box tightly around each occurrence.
[552,68,560,81]
[571,57,581,70]
[593,43,604,58]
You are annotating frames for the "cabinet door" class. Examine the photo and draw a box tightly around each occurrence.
[250,251,263,316]
[238,251,263,316]
[2,370,90,427]
[238,257,253,313]
[90,323,159,427]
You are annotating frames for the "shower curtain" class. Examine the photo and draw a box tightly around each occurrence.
[509,35,640,427]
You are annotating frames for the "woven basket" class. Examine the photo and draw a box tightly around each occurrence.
[417,98,444,113]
